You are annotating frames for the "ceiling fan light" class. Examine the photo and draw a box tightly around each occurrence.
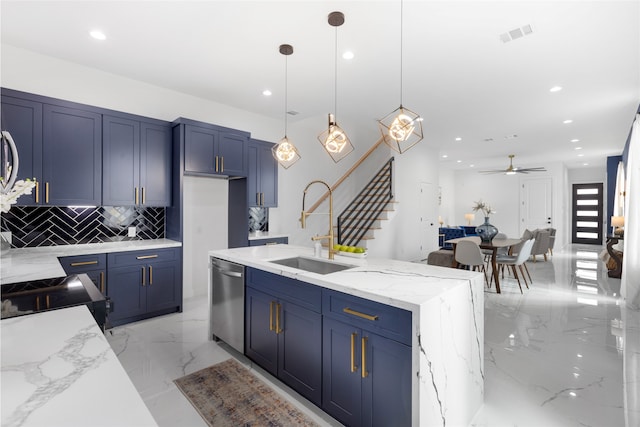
[272,136,301,169]
[378,105,423,153]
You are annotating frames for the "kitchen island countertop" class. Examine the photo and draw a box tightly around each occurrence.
[1,305,157,427]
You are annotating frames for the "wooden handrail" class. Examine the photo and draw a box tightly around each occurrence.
[306,137,386,214]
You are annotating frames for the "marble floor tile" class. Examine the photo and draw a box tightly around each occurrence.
[106,244,638,427]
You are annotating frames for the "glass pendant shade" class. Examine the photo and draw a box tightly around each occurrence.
[272,135,300,169]
[318,114,354,163]
[378,105,423,153]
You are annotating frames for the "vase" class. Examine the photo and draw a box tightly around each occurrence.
[476,216,498,243]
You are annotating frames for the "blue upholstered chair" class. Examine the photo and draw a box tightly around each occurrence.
[439,227,467,249]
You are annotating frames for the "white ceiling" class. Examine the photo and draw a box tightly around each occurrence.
[2,0,639,171]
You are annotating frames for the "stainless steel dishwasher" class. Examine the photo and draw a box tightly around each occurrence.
[209,257,245,353]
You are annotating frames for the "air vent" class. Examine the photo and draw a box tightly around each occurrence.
[504,134,518,140]
[483,137,494,142]
[500,24,534,43]
[287,110,299,116]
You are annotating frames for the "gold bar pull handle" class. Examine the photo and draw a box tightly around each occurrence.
[70,260,99,267]
[276,303,282,334]
[361,336,369,378]
[269,301,274,331]
[350,332,358,373]
[215,156,219,172]
[261,193,264,206]
[46,294,51,309]
[135,187,139,205]
[343,307,379,321]
[141,267,146,286]
[99,271,105,294]
[136,254,159,260]
[149,265,153,285]
[220,156,224,173]
[36,296,41,311]
[35,181,39,203]
[256,193,260,205]
[45,182,50,204]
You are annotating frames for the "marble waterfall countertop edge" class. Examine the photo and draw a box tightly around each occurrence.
[208,244,480,311]
[1,239,182,285]
[1,305,158,427]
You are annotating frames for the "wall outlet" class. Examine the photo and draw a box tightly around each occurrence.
[128,226,136,238]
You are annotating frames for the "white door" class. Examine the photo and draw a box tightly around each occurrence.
[419,182,439,259]
[520,177,552,234]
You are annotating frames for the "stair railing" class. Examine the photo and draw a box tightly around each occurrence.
[337,157,394,247]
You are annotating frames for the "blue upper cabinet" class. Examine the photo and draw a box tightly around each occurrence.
[183,121,248,177]
[0,95,43,205]
[247,139,278,207]
[103,115,171,207]
[139,122,172,206]
[42,104,102,206]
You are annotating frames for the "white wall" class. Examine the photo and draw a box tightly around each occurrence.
[438,168,455,226]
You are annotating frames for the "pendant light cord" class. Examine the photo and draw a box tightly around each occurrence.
[334,25,338,121]
[284,54,288,137]
[399,0,404,107]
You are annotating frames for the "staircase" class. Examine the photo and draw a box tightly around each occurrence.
[337,157,395,247]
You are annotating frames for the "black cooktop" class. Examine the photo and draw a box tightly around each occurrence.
[1,274,104,320]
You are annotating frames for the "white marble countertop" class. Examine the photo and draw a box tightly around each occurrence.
[248,231,289,241]
[209,244,478,311]
[1,305,157,427]
[1,239,182,285]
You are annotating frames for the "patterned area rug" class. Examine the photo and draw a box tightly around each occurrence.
[174,358,320,426]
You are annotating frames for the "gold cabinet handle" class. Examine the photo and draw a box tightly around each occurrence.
[350,332,357,373]
[276,303,282,334]
[135,187,139,205]
[136,254,158,260]
[45,182,50,204]
[149,265,153,285]
[269,301,274,332]
[256,192,260,205]
[36,296,41,311]
[141,266,146,286]
[142,187,146,205]
[70,260,99,267]
[99,271,105,294]
[361,336,369,378]
[35,181,39,203]
[220,156,224,173]
[215,155,219,172]
[46,294,51,309]
[260,192,264,206]
[343,307,379,321]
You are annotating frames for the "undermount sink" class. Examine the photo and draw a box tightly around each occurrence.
[269,256,355,275]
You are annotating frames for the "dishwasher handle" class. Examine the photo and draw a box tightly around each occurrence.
[218,270,243,278]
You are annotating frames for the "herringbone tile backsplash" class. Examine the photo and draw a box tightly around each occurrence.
[1,206,165,248]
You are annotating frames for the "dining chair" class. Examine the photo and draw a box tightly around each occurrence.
[455,240,489,287]
[493,238,535,293]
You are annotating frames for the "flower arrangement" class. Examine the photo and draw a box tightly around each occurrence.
[472,200,493,217]
[0,178,36,214]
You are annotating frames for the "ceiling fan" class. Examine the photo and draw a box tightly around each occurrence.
[480,154,546,175]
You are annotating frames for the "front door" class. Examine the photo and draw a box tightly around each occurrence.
[571,183,604,245]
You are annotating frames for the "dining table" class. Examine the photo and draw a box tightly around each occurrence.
[446,236,522,294]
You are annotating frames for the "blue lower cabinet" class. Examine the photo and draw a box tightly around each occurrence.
[107,248,182,326]
[245,269,322,406]
[323,289,412,427]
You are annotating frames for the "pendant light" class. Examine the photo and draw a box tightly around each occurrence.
[377,0,423,153]
[272,44,301,169]
[317,11,354,163]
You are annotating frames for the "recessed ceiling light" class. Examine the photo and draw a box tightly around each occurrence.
[571,139,580,142]
[442,154,448,158]
[262,90,272,96]
[342,51,354,60]
[575,146,582,150]
[90,30,106,40]
[550,86,563,92]
[583,163,589,166]
[563,119,573,124]
[455,137,462,141]
[456,160,462,163]
[578,154,584,157]
[469,164,475,168]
